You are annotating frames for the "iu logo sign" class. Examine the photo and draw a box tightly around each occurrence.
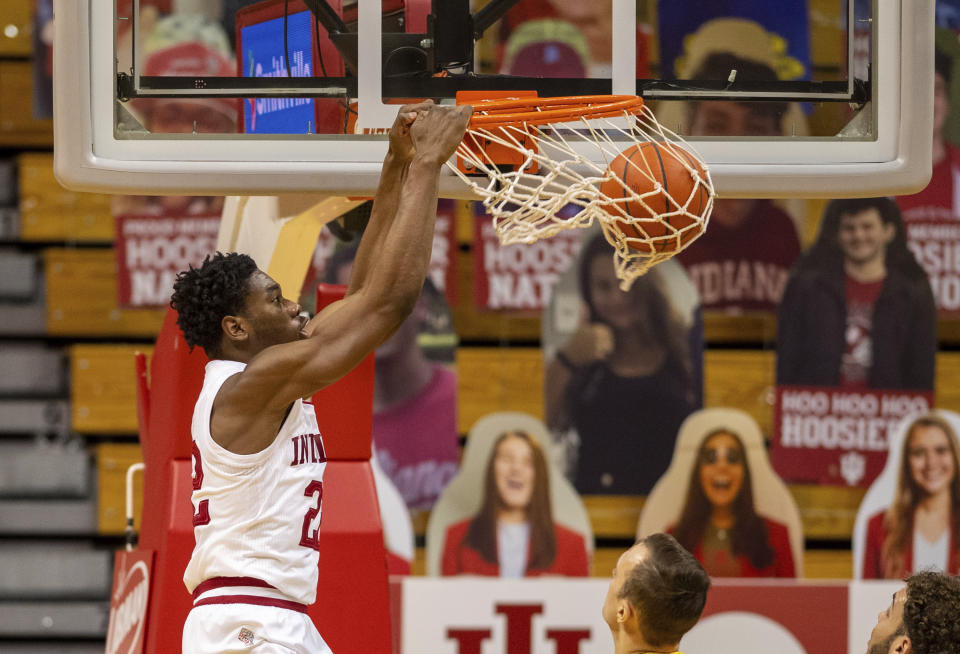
[448,604,591,654]
[401,579,603,653]
[105,551,153,654]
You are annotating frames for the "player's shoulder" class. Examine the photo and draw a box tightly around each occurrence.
[196,359,245,409]
[203,359,246,383]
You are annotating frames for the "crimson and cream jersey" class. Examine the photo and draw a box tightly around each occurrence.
[183,359,327,605]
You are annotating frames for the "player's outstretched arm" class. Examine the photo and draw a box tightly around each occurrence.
[278,104,471,389]
[215,104,471,453]
[346,101,433,293]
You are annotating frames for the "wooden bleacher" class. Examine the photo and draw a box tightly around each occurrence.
[45,249,165,336]
[95,442,145,535]
[18,153,114,241]
[70,344,154,434]
[0,63,52,147]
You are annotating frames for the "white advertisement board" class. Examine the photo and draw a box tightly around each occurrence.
[400,578,902,654]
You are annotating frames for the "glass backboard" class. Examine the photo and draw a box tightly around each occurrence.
[53,0,933,198]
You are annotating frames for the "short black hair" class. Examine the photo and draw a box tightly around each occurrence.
[903,571,960,654]
[620,533,711,647]
[170,252,258,358]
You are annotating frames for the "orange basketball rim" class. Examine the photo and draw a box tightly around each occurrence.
[449,93,715,290]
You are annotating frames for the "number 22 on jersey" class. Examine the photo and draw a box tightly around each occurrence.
[191,440,323,549]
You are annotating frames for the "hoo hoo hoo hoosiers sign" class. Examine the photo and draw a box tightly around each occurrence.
[770,385,932,487]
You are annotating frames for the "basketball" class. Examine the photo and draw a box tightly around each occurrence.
[599,142,709,254]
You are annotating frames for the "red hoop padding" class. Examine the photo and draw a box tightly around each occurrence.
[467,95,645,127]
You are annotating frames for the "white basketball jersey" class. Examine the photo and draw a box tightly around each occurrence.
[183,360,327,605]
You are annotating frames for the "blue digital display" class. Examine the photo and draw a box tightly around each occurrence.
[240,10,315,134]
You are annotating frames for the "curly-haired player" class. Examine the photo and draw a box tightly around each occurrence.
[169,102,471,654]
[866,570,960,654]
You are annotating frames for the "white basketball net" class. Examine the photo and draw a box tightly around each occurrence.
[448,102,715,289]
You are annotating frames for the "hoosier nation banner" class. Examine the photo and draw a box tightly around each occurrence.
[769,385,933,487]
[473,206,581,312]
[432,199,459,305]
[903,219,960,316]
[115,214,220,308]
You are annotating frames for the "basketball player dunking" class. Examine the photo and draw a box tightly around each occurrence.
[169,102,471,653]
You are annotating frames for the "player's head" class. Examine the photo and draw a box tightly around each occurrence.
[170,252,305,359]
[686,52,786,138]
[603,533,710,650]
[866,571,960,654]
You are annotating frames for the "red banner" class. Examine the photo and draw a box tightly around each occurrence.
[473,207,581,312]
[432,199,459,304]
[770,385,933,487]
[115,214,220,308]
[105,550,153,654]
[905,221,960,316]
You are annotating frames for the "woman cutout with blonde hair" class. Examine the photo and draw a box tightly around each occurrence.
[863,413,960,578]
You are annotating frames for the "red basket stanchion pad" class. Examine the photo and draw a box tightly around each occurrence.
[308,462,392,654]
[308,283,392,652]
[313,284,373,461]
[133,309,207,654]
[141,460,196,654]
[129,295,390,653]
